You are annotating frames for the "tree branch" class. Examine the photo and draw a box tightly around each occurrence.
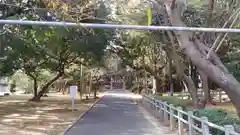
[207,8,240,58]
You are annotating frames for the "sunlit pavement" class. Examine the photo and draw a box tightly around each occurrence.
[103,90,142,99]
[64,89,164,135]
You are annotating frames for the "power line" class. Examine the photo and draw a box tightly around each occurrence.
[0,20,240,33]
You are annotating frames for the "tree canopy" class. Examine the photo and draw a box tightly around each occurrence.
[2,0,240,117]
[104,0,240,116]
[0,0,114,100]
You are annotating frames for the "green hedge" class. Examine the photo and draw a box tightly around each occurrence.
[153,96,240,135]
[193,108,240,135]
[154,95,192,110]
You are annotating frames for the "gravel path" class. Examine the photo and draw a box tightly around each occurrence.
[64,89,176,135]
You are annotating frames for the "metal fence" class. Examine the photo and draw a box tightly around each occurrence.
[0,20,240,33]
[140,94,240,135]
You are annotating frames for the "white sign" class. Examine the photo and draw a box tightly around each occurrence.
[69,85,78,99]
[69,85,78,111]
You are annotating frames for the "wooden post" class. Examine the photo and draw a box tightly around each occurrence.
[155,101,160,118]
[224,125,234,135]
[145,97,148,108]
[201,117,210,135]
[146,97,150,109]
[163,101,168,124]
[149,98,152,109]
[169,104,176,130]
[144,97,147,108]
[188,111,194,135]
[148,98,152,110]
[152,99,156,116]
[154,100,158,117]
[177,107,184,135]
[159,100,164,121]
[142,96,145,106]
[152,98,155,109]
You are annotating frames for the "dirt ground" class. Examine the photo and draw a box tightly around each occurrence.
[0,93,98,135]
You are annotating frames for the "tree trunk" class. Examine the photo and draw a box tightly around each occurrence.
[165,45,199,107]
[198,69,208,108]
[164,32,199,107]
[62,81,68,94]
[93,87,97,99]
[168,56,174,96]
[156,78,162,93]
[29,72,63,101]
[26,73,38,98]
[86,73,92,100]
[165,2,240,116]
[190,64,199,88]
[79,78,84,100]
[33,78,38,97]
[183,74,199,107]
[152,76,156,94]
[199,70,209,100]
[199,71,217,105]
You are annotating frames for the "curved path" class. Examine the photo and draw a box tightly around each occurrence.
[64,89,175,135]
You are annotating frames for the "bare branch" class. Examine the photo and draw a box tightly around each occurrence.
[215,13,240,52]
[207,8,240,58]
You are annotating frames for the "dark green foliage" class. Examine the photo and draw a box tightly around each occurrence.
[154,96,240,135]
[0,0,114,99]
[224,62,240,82]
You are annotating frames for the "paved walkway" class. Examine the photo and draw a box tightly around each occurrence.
[64,89,175,135]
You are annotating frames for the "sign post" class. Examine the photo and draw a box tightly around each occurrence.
[69,85,78,111]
